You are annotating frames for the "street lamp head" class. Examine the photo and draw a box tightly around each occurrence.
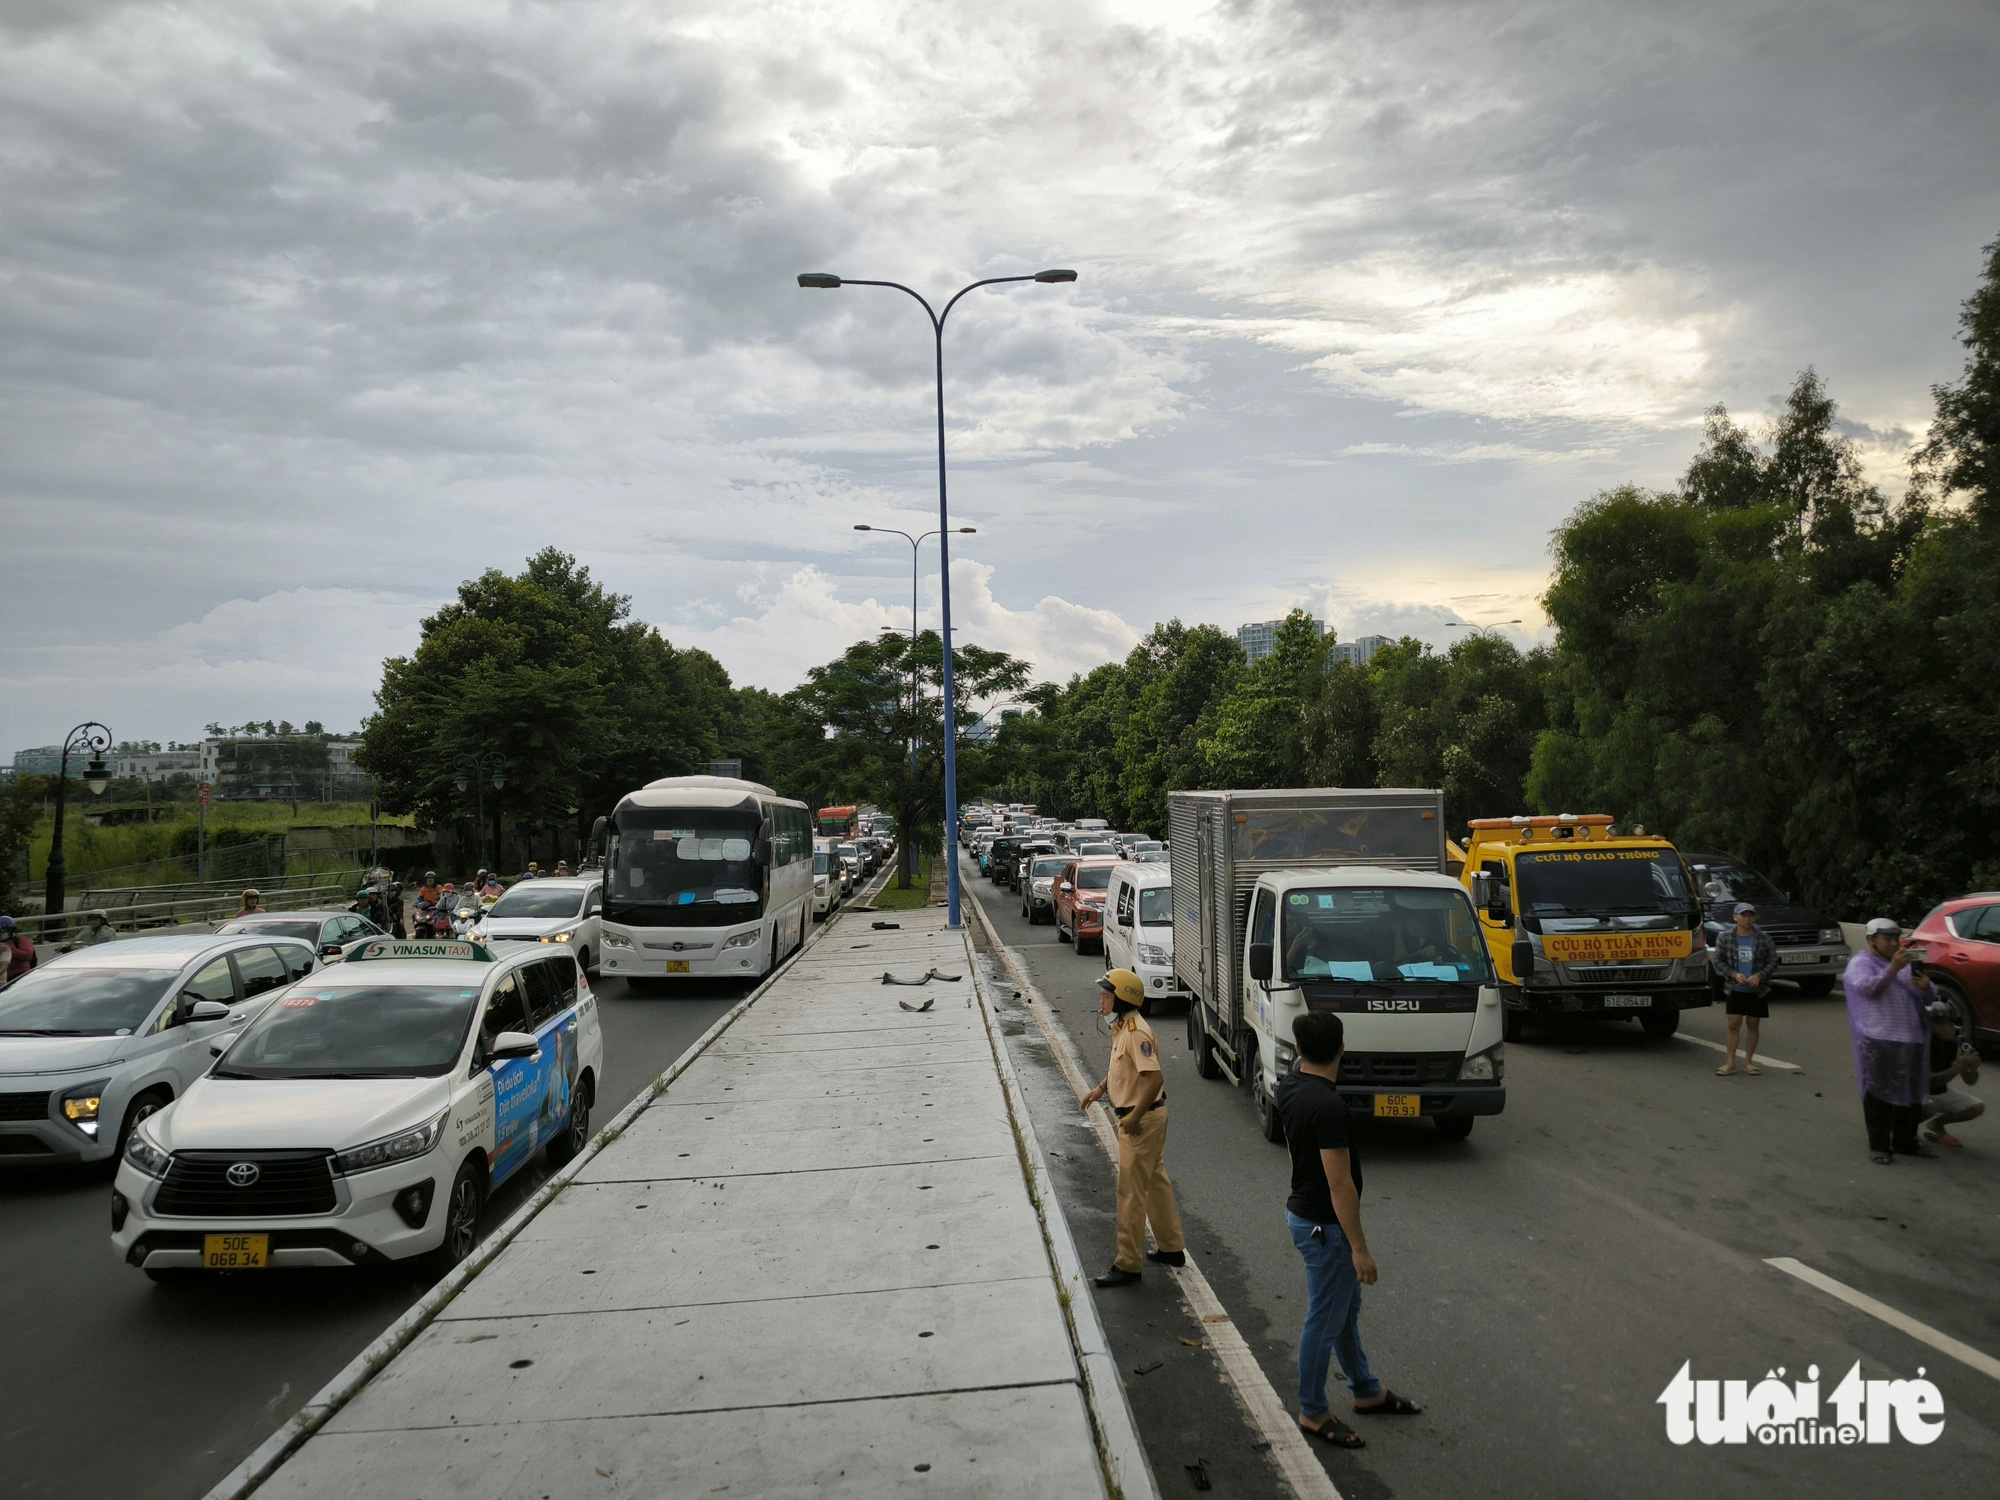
[956,527,977,533]
[454,774,470,794]
[83,756,111,797]
[798,273,842,289]
[491,772,506,791]
[1033,269,1078,283]
[853,524,871,531]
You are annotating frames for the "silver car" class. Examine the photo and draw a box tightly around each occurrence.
[469,877,603,977]
[0,933,319,1168]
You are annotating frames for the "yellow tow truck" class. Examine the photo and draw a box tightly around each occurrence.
[1453,814,1711,1041]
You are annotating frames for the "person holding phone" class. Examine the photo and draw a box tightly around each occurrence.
[1843,918,1936,1164]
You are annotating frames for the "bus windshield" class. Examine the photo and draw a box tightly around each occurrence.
[1282,887,1493,984]
[608,806,764,917]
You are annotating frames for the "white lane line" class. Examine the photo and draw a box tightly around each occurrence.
[1675,1033,1802,1071]
[1765,1257,2000,1381]
[962,875,1344,1500]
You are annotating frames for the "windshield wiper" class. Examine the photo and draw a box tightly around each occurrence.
[0,1028,90,1035]
[208,1066,260,1079]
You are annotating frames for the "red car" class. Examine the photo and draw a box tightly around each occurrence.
[1906,893,2000,1044]
[1055,857,1119,954]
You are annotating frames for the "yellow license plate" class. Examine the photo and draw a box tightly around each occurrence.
[1373,1094,1421,1119]
[203,1233,268,1269]
[665,960,690,974]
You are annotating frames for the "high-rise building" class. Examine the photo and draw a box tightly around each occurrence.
[1236,616,1325,664]
[1330,634,1391,667]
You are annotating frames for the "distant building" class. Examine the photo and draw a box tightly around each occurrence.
[1330,634,1392,667]
[8,745,65,779]
[963,704,1029,743]
[201,735,370,801]
[1236,616,1325,664]
[115,749,203,781]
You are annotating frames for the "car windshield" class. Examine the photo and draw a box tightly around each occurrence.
[488,885,587,919]
[1514,848,1692,916]
[609,807,763,912]
[1076,866,1114,891]
[1691,862,1786,907]
[217,984,480,1078]
[216,918,321,943]
[1076,843,1115,856]
[839,843,858,858]
[1283,887,1494,984]
[813,852,831,875]
[0,968,179,1035]
[1139,888,1173,926]
[1033,857,1068,878]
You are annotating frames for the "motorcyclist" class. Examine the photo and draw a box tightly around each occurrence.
[523,861,542,881]
[413,870,443,937]
[2,916,35,986]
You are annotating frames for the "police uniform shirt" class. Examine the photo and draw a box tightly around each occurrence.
[1107,1013,1162,1110]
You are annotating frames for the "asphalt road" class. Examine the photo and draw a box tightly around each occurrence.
[0,968,748,1500]
[962,852,2000,1499]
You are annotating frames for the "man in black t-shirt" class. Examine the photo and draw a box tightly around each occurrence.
[1275,1011,1423,1449]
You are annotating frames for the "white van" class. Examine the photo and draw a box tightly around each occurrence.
[1102,863,1185,1006]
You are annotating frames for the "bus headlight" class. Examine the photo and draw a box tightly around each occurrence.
[723,930,761,950]
[602,931,633,949]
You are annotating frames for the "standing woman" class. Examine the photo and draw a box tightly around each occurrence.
[1843,917,1936,1164]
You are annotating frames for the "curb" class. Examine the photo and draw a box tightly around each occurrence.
[963,921,1161,1500]
[201,902,850,1500]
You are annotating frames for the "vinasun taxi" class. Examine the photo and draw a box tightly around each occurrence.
[112,938,603,1283]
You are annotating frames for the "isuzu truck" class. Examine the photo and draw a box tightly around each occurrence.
[1171,788,1507,1143]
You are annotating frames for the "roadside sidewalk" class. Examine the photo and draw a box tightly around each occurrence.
[225,905,1153,1498]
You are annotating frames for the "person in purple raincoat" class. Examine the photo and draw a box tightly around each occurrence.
[1843,917,1938,1165]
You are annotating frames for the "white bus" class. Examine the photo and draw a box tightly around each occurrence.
[594,776,814,983]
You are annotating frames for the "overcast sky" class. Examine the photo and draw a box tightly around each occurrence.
[3,0,1996,749]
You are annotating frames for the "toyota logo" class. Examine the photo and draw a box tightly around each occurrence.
[225,1161,261,1188]
[671,941,685,952]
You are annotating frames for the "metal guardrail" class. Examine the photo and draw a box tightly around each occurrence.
[77,868,362,912]
[15,881,361,943]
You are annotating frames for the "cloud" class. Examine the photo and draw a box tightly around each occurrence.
[1,0,1992,747]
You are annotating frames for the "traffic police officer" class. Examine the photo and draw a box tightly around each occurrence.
[1082,968,1187,1287]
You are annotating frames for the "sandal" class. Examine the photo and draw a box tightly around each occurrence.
[1353,1390,1422,1416]
[1743,1062,1762,1076]
[1299,1416,1365,1448]
[1715,1063,1737,1076]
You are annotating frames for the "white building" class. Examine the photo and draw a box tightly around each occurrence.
[1331,634,1392,667]
[115,749,204,781]
[1236,616,1325,664]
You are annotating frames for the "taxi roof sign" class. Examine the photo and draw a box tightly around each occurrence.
[348,938,497,964]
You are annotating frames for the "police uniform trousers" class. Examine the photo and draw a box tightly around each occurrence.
[1114,1105,1186,1272]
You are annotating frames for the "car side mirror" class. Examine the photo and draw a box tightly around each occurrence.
[321,943,343,957]
[1512,939,1535,979]
[1470,871,1492,909]
[1059,881,1073,893]
[1248,943,1273,983]
[491,1030,541,1061]
[186,1000,232,1023]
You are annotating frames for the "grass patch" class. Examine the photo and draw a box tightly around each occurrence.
[870,852,934,910]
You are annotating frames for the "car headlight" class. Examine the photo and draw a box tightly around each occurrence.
[331,1108,449,1176]
[61,1079,110,1137]
[1460,1043,1504,1083]
[602,930,632,948]
[723,930,761,950]
[1819,926,1843,944]
[124,1124,170,1179]
[1137,942,1170,965]
[540,929,576,944]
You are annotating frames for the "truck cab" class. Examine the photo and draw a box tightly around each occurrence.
[1457,814,1711,1041]
[1237,869,1505,1142]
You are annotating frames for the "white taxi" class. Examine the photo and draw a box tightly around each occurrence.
[111,938,603,1284]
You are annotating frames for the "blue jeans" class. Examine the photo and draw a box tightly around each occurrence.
[1287,1211,1381,1419]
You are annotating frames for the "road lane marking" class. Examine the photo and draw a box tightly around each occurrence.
[1765,1257,2000,1380]
[1675,1033,1801,1070]
[962,872,1344,1500]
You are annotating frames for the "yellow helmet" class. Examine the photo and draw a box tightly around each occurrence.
[1098,968,1145,1010]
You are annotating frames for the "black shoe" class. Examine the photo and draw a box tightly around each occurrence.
[1146,1249,1186,1267]
[1093,1266,1142,1288]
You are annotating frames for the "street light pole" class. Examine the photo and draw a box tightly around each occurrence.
[804,267,1076,929]
[854,523,977,887]
[43,721,114,926]
[453,753,507,873]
